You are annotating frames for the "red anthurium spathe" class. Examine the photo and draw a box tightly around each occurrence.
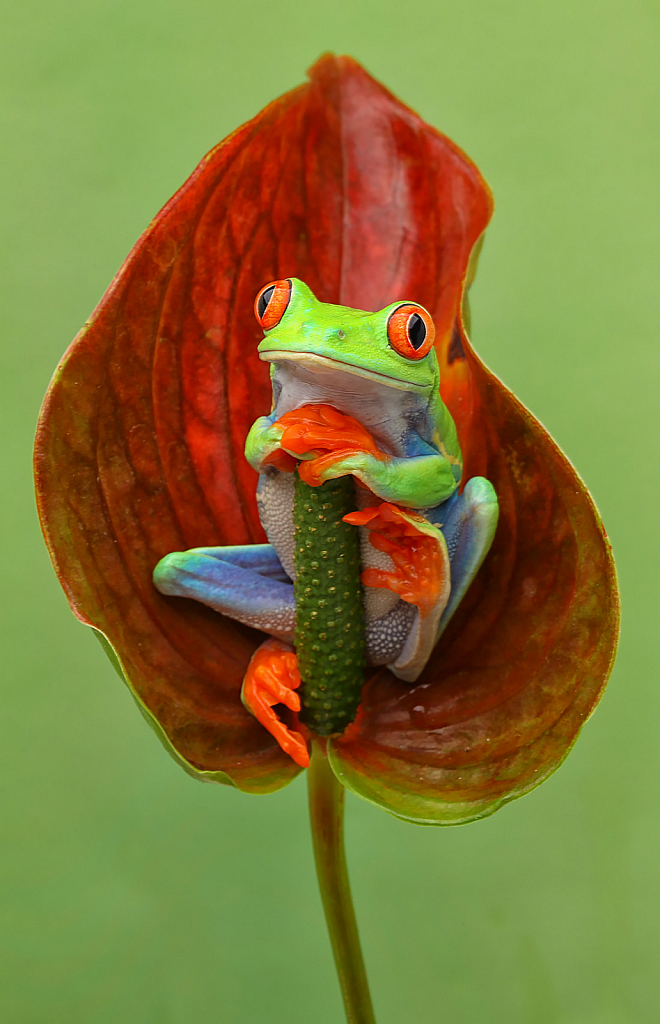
[35,55,619,825]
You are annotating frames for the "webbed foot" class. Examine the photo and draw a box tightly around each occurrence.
[344,503,451,681]
[241,638,309,767]
[273,403,386,486]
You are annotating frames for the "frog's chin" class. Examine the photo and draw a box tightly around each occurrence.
[259,350,432,392]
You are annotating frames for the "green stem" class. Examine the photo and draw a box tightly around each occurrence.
[307,739,377,1024]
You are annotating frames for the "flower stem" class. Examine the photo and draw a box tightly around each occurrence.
[307,739,377,1024]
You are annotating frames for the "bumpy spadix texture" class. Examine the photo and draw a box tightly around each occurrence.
[34,55,619,822]
[293,472,365,736]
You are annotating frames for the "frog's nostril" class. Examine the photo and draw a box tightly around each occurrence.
[337,329,345,340]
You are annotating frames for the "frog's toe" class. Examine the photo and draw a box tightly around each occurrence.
[437,476,499,637]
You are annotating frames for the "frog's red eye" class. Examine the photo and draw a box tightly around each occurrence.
[254,279,292,330]
[387,304,435,359]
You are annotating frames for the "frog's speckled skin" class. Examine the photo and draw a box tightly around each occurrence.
[153,280,499,684]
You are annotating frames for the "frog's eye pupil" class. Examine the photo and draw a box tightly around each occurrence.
[257,285,275,320]
[407,313,426,350]
[254,279,292,329]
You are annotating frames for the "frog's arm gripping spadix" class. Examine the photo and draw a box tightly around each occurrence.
[269,403,460,509]
[301,447,458,510]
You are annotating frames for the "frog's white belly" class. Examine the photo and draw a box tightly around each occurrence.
[256,468,399,622]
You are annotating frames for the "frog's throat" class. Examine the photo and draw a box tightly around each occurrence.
[259,350,432,392]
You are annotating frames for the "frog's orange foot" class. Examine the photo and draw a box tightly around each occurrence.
[267,403,389,486]
[344,502,450,619]
[241,638,310,767]
[277,403,380,456]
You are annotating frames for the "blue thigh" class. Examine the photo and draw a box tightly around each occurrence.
[153,544,295,642]
[432,477,499,636]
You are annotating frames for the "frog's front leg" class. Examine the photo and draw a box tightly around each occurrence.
[274,405,460,509]
[153,543,296,642]
[307,446,458,509]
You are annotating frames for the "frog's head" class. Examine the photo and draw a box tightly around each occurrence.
[254,278,440,393]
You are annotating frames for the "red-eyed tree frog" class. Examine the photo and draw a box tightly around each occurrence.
[153,279,499,766]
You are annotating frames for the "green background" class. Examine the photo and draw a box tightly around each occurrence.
[1,0,657,1021]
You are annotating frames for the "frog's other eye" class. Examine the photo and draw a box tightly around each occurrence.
[254,279,292,330]
[387,304,435,359]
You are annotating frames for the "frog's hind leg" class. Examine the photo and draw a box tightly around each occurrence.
[152,544,296,643]
[153,548,308,766]
[436,476,499,638]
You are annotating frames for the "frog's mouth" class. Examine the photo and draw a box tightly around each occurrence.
[259,350,432,392]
